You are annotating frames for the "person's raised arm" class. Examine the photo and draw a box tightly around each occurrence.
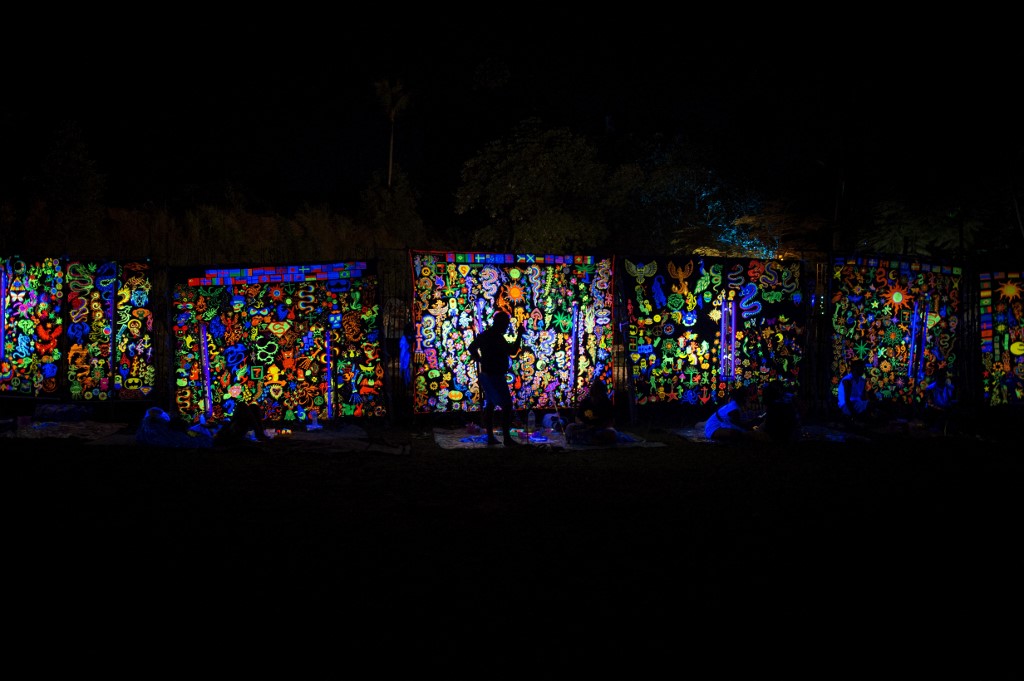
[509,318,523,351]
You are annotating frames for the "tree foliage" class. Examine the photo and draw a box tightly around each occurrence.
[454,118,609,252]
[28,120,107,257]
[358,166,429,252]
[5,105,1019,279]
[598,134,820,259]
[858,198,986,260]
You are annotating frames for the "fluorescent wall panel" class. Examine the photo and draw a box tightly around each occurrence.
[410,251,615,414]
[830,256,962,407]
[172,261,384,425]
[620,256,807,407]
[978,270,1023,406]
[112,261,157,399]
[64,260,118,400]
[0,257,64,397]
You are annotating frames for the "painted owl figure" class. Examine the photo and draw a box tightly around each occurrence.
[625,259,657,284]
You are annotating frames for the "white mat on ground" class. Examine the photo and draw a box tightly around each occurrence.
[433,428,665,450]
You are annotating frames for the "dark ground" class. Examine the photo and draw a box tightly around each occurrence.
[6,407,1021,677]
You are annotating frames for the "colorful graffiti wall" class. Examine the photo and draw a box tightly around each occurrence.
[620,256,806,407]
[172,261,384,425]
[1,257,155,400]
[830,256,961,407]
[410,251,615,415]
[978,270,1023,406]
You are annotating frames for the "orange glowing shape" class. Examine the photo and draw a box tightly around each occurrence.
[884,284,912,312]
[996,280,1021,303]
[505,283,527,305]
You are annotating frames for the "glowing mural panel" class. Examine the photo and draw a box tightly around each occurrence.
[0,257,64,397]
[621,256,806,407]
[978,270,1023,406]
[64,260,117,400]
[410,251,615,415]
[114,261,156,399]
[172,261,383,425]
[2,257,155,402]
[830,256,961,407]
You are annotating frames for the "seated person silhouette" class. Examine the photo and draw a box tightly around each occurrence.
[704,385,764,441]
[924,366,958,434]
[564,378,617,446]
[838,359,880,425]
[214,402,271,445]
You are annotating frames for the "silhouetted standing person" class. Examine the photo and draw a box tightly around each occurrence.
[468,310,522,446]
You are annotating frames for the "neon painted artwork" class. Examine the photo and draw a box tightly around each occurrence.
[0,257,64,397]
[0,257,155,401]
[410,251,615,414]
[978,270,1023,406]
[621,256,806,407]
[113,262,157,399]
[64,260,157,400]
[172,261,384,425]
[830,257,961,407]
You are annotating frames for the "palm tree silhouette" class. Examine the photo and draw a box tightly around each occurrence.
[374,79,410,189]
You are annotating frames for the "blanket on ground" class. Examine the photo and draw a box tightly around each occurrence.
[672,421,871,444]
[433,427,665,450]
[3,419,410,454]
[270,425,410,454]
[1,420,128,441]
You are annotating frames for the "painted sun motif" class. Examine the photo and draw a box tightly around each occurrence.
[996,279,1021,303]
[883,283,912,312]
[504,282,527,305]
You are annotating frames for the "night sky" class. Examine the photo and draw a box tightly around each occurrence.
[3,16,1018,228]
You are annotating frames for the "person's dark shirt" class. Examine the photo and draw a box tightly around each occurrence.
[468,325,519,376]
